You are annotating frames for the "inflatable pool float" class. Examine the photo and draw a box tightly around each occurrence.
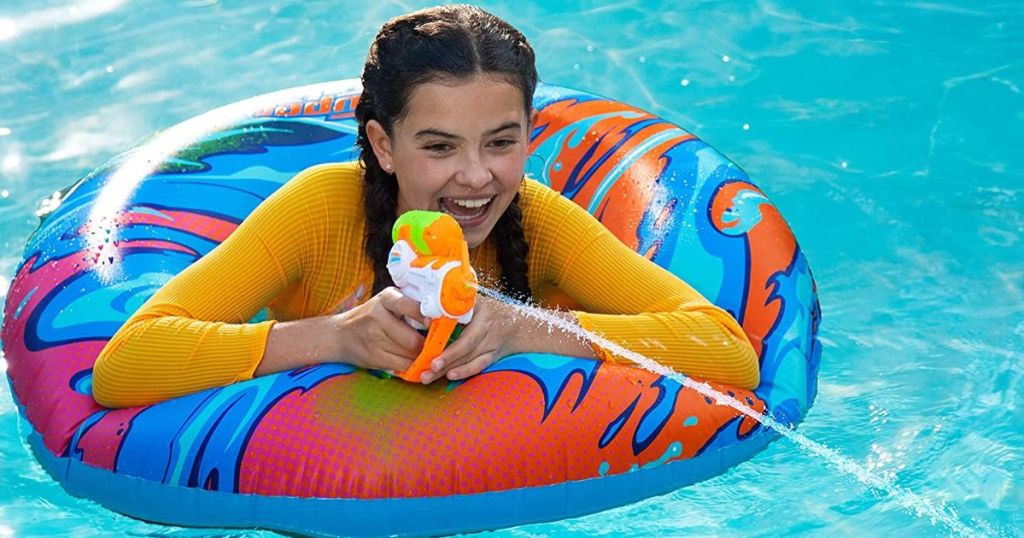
[1,79,821,536]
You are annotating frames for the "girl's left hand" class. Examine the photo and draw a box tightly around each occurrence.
[420,295,521,383]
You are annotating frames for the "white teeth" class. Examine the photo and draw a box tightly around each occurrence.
[449,197,492,209]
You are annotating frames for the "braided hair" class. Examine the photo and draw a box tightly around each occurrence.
[355,5,536,301]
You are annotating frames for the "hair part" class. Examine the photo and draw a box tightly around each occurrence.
[355,4,535,301]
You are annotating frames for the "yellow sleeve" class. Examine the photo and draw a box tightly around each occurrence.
[92,163,354,408]
[522,180,760,389]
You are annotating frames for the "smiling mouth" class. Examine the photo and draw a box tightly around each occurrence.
[439,196,494,224]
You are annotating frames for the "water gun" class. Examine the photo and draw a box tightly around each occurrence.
[387,211,478,382]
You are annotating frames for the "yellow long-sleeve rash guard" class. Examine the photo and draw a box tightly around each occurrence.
[92,162,759,408]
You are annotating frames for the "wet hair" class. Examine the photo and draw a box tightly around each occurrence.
[355,4,536,301]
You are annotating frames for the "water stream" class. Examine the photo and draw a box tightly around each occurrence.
[477,285,996,538]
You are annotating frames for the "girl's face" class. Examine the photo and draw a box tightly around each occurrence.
[366,75,530,249]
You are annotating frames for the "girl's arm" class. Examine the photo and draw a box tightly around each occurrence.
[92,165,339,407]
[526,181,760,389]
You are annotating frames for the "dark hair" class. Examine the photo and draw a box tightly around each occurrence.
[355,4,536,301]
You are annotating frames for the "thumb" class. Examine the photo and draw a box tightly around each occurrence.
[380,286,427,325]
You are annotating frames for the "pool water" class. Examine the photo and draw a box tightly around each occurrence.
[1,1,1021,536]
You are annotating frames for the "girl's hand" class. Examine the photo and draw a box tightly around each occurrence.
[332,286,427,372]
[420,295,521,383]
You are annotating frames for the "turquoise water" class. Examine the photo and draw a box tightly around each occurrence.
[1,1,1021,536]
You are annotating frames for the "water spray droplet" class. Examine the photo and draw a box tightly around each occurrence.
[473,284,982,536]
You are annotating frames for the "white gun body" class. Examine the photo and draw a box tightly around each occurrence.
[387,240,475,324]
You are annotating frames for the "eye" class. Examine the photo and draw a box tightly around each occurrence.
[489,138,518,149]
[423,143,453,154]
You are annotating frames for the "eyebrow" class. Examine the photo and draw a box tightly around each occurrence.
[414,121,522,140]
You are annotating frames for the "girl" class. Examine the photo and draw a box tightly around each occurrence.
[93,4,758,408]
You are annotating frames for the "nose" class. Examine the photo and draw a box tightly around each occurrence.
[454,152,492,189]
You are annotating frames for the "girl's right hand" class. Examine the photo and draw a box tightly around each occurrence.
[331,286,426,372]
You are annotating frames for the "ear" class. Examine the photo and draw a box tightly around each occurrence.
[365,119,394,170]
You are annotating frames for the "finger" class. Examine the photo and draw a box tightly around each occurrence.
[339,333,413,372]
[379,286,427,325]
[447,353,496,381]
[375,332,420,360]
[431,297,506,374]
[376,352,414,373]
[429,322,484,374]
[376,316,425,355]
